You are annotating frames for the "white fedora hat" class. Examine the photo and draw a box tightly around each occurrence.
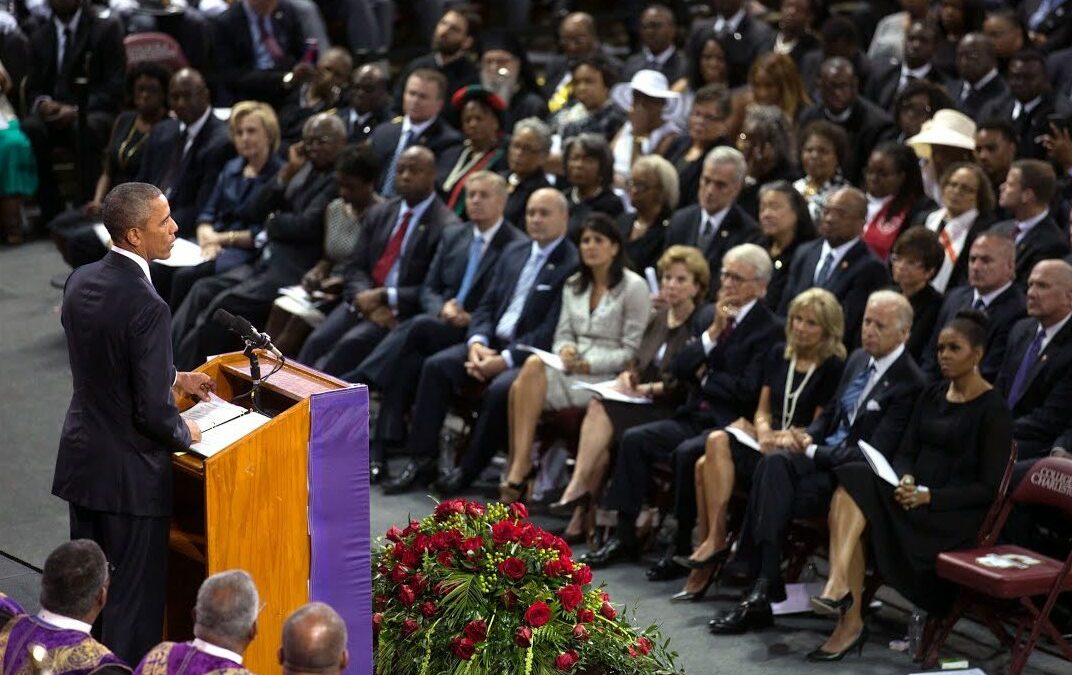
[611,69,682,121]
[906,108,977,159]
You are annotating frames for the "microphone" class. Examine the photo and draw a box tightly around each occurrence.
[212,309,284,360]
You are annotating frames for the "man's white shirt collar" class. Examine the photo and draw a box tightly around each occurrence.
[1012,96,1043,120]
[1015,209,1049,241]
[975,280,1013,308]
[473,219,503,255]
[1041,312,1072,353]
[191,638,244,665]
[112,246,153,282]
[402,116,435,139]
[969,68,999,92]
[643,46,675,66]
[869,342,905,382]
[817,237,859,277]
[714,9,746,34]
[902,63,931,79]
[700,206,731,234]
[37,609,91,634]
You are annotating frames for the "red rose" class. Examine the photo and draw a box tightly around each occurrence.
[464,619,488,642]
[544,558,572,577]
[525,601,552,627]
[403,519,421,536]
[515,625,533,647]
[466,502,486,518]
[491,520,520,545]
[628,646,638,658]
[372,612,382,636]
[420,601,437,618]
[572,624,589,642]
[410,573,427,593]
[572,565,592,586]
[510,502,529,520]
[460,536,484,555]
[557,584,583,612]
[576,609,595,623]
[386,526,404,542]
[412,533,430,554]
[435,498,466,520]
[390,563,409,584]
[398,585,416,606]
[377,563,388,575]
[437,550,454,568]
[636,637,652,655]
[498,556,527,581]
[450,636,476,660]
[554,650,579,670]
[401,618,419,637]
[399,546,419,568]
[519,525,541,547]
[600,601,616,619]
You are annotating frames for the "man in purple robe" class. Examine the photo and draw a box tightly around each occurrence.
[279,603,348,675]
[134,571,258,675]
[0,540,129,675]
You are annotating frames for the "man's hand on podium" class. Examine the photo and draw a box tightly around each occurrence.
[185,418,202,444]
[174,372,216,402]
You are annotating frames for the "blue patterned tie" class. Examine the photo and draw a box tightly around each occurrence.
[381,129,412,197]
[825,362,874,445]
[815,250,836,287]
[1006,329,1044,407]
[455,233,483,307]
[495,249,542,341]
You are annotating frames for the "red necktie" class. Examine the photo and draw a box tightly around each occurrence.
[371,210,413,287]
[258,15,286,66]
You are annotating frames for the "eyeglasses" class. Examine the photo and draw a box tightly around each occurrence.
[302,135,335,146]
[719,270,757,284]
[510,143,545,156]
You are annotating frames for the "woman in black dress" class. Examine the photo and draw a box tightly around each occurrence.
[757,181,816,313]
[889,227,945,361]
[807,310,1011,661]
[617,154,677,273]
[671,288,846,600]
[500,117,552,229]
[562,133,625,239]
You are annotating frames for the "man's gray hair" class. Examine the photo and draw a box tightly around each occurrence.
[303,112,346,139]
[39,540,109,618]
[513,117,552,154]
[867,290,914,332]
[703,145,747,185]
[724,243,773,283]
[194,570,260,642]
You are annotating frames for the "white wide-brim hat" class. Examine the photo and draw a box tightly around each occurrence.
[906,108,977,159]
[610,69,683,121]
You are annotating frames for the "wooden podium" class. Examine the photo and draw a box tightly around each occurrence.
[168,352,368,674]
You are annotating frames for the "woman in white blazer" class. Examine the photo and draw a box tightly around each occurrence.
[500,213,652,502]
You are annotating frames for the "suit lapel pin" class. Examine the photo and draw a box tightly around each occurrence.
[840,261,849,269]
[720,230,728,238]
[547,263,555,270]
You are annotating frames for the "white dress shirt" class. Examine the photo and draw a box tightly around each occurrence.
[191,638,244,665]
[37,609,92,634]
[111,246,153,282]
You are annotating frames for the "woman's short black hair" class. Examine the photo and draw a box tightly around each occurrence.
[563,132,614,190]
[799,119,849,173]
[572,212,626,294]
[892,226,944,277]
[126,61,173,103]
[570,54,620,90]
[946,308,989,350]
[872,141,925,215]
[758,180,817,243]
[336,143,381,182]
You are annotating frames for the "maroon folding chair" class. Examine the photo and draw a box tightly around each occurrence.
[922,455,1072,674]
[123,32,188,72]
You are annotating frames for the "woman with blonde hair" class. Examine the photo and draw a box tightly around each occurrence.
[671,288,846,600]
[742,53,811,126]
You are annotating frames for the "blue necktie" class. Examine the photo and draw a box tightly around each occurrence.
[454,233,483,307]
[495,249,543,342]
[815,250,836,287]
[381,129,412,197]
[825,362,875,445]
[1007,329,1044,407]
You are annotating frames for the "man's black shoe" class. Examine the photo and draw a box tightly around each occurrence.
[382,459,437,495]
[646,555,689,581]
[578,538,640,568]
[369,461,389,485]
[432,467,470,496]
[708,579,779,635]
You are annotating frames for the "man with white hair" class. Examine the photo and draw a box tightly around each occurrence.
[582,243,782,571]
[134,571,259,675]
[709,290,926,634]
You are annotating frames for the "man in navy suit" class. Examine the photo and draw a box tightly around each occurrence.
[864,20,949,111]
[709,291,926,634]
[422,188,580,495]
[992,159,1071,287]
[948,33,1009,121]
[582,244,782,570]
[352,172,525,490]
[664,146,763,298]
[778,187,890,348]
[52,183,213,664]
[979,50,1072,161]
[211,0,306,106]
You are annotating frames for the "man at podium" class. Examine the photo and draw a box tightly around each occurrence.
[51,183,215,666]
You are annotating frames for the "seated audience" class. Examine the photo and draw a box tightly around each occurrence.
[860,142,927,262]
[391,7,479,120]
[212,0,306,106]
[889,227,945,360]
[297,146,455,378]
[934,0,986,77]
[983,8,1027,74]
[543,12,622,113]
[501,118,553,230]
[549,245,710,541]
[1021,0,1072,53]
[0,58,36,246]
[708,291,925,635]
[891,80,956,143]
[735,105,799,220]
[581,244,782,571]
[973,120,1018,207]
[922,233,1026,381]
[686,0,773,88]
[277,47,353,146]
[610,69,681,188]
[440,86,508,218]
[906,108,977,205]
[758,181,818,312]
[620,4,686,84]
[794,120,850,223]
[947,32,1009,119]
[920,162,996,293]
[478,30,547,133]
[992,159,1071,287]
[554,56,626,144]
[671,30,730,116]
[868,0,930,63]
[865,19,949,112]
[672,288,846,601]
[617,154,679,273]
[809,309,1010,660]
[562,133,625,238]
[337,63,392,144]
[500,214,651,503]
[279,603,348,675]
[979,49,1072,160]
[663,84,732,208]
[798,16,876,100]
[135,570,258,675]
[762,0,820,69]
[0,540,128,674]
[738,53,811,131]
[779,187,890,348]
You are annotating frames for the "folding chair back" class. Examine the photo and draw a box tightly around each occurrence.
[124,32,189,72]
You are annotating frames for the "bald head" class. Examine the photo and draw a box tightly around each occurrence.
[169,68,209,125]
[280,602,348,675]
[394,146,437,203]
[818,57,857,113]
[525,188,569,245]
[819,186,867,247]
[1027,259,1072,326]
[560,12,598,58]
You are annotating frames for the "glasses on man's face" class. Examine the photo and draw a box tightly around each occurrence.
[303,135,334,146]
[511,143,544,156]
[944,180,978,195]
[719,270,755,284]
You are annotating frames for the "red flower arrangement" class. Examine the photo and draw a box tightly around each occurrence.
[372,499,677,674]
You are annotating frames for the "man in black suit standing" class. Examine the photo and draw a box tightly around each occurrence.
[363,172,526,492]
[336,63,391,144]
[428,189,579,495]
[621,4,686,84]
[948,33,1009,121]
[211,0,305,106]
[979,50,1072,161]
[995,259,1072,462]
[921,233,1026,380]
[709,291,926,634]
[865,19,948,111]
[664,146,763,296]
[687,0,774,88]
[992,159,1071,287]
[778,187,890,347]
[22,0,126,222]
[297,146,456,382]
[581,244,782,570]
[52,183,213,665]
[797,58,896,184]
[367,68,463,197]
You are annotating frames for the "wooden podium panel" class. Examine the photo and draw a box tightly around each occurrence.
[168,353,354,673]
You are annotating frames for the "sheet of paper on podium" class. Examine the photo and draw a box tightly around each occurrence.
[188,410,272,458]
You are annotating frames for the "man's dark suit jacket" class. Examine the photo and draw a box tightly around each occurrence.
[136,114,233,239]
[921,283,1027,381]
[27,6,125,114]
[991,217,1072,287]
[1018,0,1072,53]
[367,116,464,188]
[211,0,305,105]
[466,237,580,361]
[947,74,1010,121]
[670,301,783,427]
[761,32,820,69]
[392,52,480,114]
[343,195,456,318]
[808,346,927,467]
[687,16,775,88]
[337,104,392,144]
[663,203,763,297]
[778,238,891,347]
[53,251,191,517]
[419,220,526,316]
[864,59,949,110]
[620,49,687,84]
[979,92,1072,160]
[796,98,895,183]
[996,316,1072,458]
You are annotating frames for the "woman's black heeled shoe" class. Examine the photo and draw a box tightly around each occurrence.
[805,626,869,662]
[809,591,854,618]
[499,466,537,504]
[669,570,717,602]
[548,492,591,517]
[671,547,731,571]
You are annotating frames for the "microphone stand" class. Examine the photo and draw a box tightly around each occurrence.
[241,341,267,416]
